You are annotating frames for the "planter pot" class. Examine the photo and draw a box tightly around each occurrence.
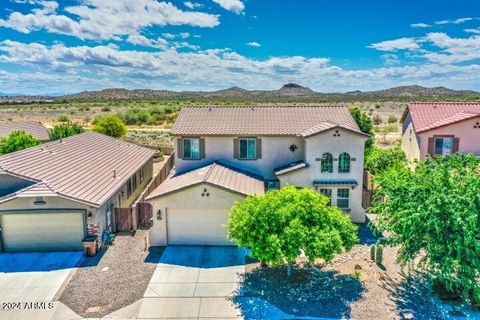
[153,156,164,163]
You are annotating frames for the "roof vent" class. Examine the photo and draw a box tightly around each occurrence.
[209,107,212,111]
[113,170,117,178]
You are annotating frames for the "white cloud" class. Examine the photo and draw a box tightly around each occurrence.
[184,1,203,9]
[381,54,400,65]
[435,17,474,25]
[369,37,420,52]
[465,28,480,35]
[211,0,244,14]
[0,0,220,41]
[179,32,190,39]
[246,41,261,47]
[162,33,176,39]
[411,23,430,28]
[423,32,480,63]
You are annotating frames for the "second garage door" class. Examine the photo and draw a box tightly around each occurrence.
[1,212,85,252]
[167,208,233,246]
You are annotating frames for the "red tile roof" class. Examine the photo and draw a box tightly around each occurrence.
[171,106,364,136]
[0,132,155,207]
[146,162,265,200]
[405,102,480,133]
[0,121,50,141]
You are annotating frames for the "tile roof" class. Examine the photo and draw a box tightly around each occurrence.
[146,162,265,200]
[405,102,480,133]
[171,106,364,136]
[0,132,155,207]
[274,160,309,175]
[0,121,49,141]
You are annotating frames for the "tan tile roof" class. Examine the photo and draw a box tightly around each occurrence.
[146,162,265,200]
[0,121,49,141]
[405,102,480,133]
[0,132,155,207]
[171,106,363,136]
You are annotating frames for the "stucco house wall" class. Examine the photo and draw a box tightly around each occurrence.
[401,114,421,164]
[148,183,244,246]
[175,136,305,179]
[278,128,366,222]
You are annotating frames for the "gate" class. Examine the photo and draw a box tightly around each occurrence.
[115,207,133,232]
[137,203,153,226]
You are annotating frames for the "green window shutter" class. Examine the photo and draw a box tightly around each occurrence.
[177,138,184,160]
[199,138,206,159]
[233,138,239,159]
[256,138,262,159]
[338,153,351,173]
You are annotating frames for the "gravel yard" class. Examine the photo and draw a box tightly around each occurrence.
[59,229,164,318]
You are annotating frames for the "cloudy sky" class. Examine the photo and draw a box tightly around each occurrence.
[0,0,479,95]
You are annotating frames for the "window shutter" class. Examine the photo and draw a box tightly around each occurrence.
[256,138,262,159]
[199,138,206,159]
[177,138,184,160]
[233,138,239,159]
[453,138,460,153]
[427,137,434,156]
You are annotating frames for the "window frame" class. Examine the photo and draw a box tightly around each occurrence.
[239,138,257,160]
[319,188,332,205]
[434,136,453,156]
[338,152,351,173]
[183,137,201,160]
[139,167,145,183]
[337,188,350,209]
[320,153,333,173]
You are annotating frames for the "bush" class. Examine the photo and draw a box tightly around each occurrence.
[49,123,85,141]
[387,115,398,124]
[373,115,382,125]
[227,186,358,275]
[101,106,111,112]
[350,107,374,150]
[372,154,480,306]
[0,131,41,154]
[57,115,70,122]
[93,115,127,138]
[365,146,406,175]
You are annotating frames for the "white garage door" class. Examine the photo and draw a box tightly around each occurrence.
[1,212,84,252]
[167,208,234,246]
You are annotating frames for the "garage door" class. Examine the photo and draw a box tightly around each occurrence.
[1,212,84,252]
[167,208,234,246]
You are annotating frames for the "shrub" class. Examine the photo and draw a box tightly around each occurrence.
[372,154,480,306]
[364,146,406,175]
[101,106,111,112]
[49,123,85,141]
[387,115,398,124]
[93,115,127,138]
[373,115,382,125]
[0,131,41,154]
[57,115,70,122]
[227,186,358,276]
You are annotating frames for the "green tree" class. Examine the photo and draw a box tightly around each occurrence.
[350,107,374,150]
[49,123,85,141]
[364,146,406,175]
[93,115,127,138]
[371,154,480,306]
[227,186,358,276]
[0,131,41,154]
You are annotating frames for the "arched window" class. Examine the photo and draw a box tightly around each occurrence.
[321,153,333,173]
[338,152,351,173]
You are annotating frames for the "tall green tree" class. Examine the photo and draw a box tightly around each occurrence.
[371,154,480,306]
[0,131,41,154]
[350,107,374,150]
[93,115,127,138]
[227,186,358,276]
[364,146,407,175]
[49,123,85,141]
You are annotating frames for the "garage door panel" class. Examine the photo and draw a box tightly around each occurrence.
[167,209,233,246]
[1,212,84,252]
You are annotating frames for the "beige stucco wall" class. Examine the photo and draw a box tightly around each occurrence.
[148,183,245,246]
[401,114,421,164]
[418,118,480,161]
[116,158,154,208]
[175,136,304,179]
[278,128,366,223]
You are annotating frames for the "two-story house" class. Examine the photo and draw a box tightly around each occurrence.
[401,102,480,163]
[147,106,368,246]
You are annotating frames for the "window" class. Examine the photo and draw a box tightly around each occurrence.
[337,188,349,209]
[34,196,46,205]
[338,152,351,173]
[434,137,453,155]
[321,153,333,173]
[183,138,200,159]
[266,180,280,190]
[139,167,145,183]
[127,179,133,198]
[319,188,332,205]
[132,175,137,192]
[239,138,257,160]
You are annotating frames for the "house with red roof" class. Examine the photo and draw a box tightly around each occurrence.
[401,102,480,163]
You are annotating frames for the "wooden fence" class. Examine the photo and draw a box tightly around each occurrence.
[115,207,133,232]
[362,170,375,210]
[138,152,175,203]
[137,202,153,226]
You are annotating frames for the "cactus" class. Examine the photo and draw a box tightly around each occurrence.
[370,245,376,261]
[375,245,384,265]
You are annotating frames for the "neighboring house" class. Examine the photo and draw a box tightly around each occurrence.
[0,132,154,252]
[0,121,50,142]
[147,106,368,246]
[401,102,480,163]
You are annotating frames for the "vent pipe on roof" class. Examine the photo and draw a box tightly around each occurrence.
[113,170,116,178]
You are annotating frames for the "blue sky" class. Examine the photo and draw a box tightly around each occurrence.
[0,0,479,95]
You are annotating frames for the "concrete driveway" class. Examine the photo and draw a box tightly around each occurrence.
[139,246,247,319]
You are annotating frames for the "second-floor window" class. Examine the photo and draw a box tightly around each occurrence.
[183,138,200,159]
[321,153,333,173]
[338,152,351,173]
[239,138,257,160]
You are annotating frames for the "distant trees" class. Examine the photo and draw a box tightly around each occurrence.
[49,123,85,141]
[227,186,358,276]
[93,115,127,138]
[0,131,40,154]
[349,107,374,150]
[372,154,480,307]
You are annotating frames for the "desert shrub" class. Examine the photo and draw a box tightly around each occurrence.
[373,115,382,125]
[387,115,398,124]
[101,106,111,112]
[49,123,85,141]
[57,115,70,122]
[93,115,127,138]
